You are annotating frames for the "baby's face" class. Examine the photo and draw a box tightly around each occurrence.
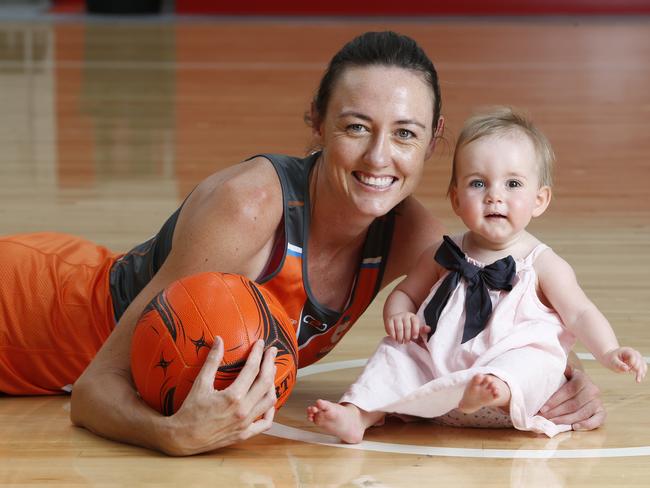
[450,131,549,247]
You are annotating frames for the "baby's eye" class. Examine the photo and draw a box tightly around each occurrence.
[507,180,523,188]
[396,128,415,139]
[470,180,485,188]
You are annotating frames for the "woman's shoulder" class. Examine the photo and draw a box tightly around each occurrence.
[165,156,286,277]
[392,196,444,242]
[195,156,283,210]
[382,196,445,285]
[179,156,284,240]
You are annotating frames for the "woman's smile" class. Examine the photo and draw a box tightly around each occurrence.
[352,171,397,190]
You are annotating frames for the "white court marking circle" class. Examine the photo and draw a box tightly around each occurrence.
[264,354,650,459]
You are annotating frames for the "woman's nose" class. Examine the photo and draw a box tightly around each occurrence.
[364,133,391,168]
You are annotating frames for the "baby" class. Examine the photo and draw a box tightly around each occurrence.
[307,107,646,442]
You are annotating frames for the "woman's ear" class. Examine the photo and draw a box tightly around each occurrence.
[533,185,552,218]
[426,115,445,159]
[435,115,445,139]
[310,102,322,138]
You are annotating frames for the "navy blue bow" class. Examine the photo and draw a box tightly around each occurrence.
[424,236,516,343]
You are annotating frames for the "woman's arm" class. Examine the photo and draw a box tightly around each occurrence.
[71,158,285,455]
[381,196,445,287]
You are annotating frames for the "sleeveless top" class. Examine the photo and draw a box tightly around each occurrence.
[109,152,396,368]
[341,239,575,438]
[417,239,574,376]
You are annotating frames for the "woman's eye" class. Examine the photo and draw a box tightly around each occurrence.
[396,128,415,139]
[348,124,366,133]
[470,180,485,188]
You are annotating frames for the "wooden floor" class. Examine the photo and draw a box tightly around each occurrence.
[1,13,649,487]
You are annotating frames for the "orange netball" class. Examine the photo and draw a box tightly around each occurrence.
[130,272,298,416]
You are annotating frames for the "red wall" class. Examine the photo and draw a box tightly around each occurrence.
[175,0,650,15]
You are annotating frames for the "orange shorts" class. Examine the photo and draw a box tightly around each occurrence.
[0,233,118,394]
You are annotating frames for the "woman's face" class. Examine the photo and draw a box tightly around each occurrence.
[314,65,437,220]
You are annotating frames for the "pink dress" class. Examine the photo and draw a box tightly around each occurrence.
[340,243,576,437]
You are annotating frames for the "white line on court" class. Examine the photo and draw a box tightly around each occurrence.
[266,423,650,459]
[266,355,650,459]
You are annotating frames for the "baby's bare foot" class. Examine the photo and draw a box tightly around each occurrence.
[458,374,511,413]
[306,399,366,444]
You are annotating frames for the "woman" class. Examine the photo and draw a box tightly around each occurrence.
[0,31,604,455]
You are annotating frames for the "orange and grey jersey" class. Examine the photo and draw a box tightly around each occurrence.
[108,152,395,369]
[109,203,181,322]
[255,153,395,368]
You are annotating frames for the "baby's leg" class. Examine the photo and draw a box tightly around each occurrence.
[458,374,511,414]
[307,399,385,444]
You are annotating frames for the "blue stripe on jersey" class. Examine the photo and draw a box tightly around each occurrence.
[287,243,302,257]
[360,257,382,268]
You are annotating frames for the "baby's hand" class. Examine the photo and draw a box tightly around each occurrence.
[604,347,647,382]
[385,313,430,344]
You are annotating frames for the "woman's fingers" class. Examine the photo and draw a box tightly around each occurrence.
[549,398,607,431]
[191,336,225,393]
[243,400,276,440]
[168,339,279,454]
[223,339,266,397]
[539,366,605,430]
[234,346,278,417]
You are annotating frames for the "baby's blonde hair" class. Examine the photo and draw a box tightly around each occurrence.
[448,107,555,195]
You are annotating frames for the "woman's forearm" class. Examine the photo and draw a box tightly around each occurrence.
[70,337,278,456]
[70,369,176,455]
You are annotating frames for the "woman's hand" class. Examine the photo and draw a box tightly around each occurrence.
[163,338,278,456]
[385,312,430,344]
[538,364,606,431]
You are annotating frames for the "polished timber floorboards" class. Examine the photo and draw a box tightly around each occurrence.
[1,14,649,487]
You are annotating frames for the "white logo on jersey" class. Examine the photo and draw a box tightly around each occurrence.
[302,314,327,332]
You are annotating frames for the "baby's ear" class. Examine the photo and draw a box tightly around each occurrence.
[533,186,552,217]
[449,186,461,215]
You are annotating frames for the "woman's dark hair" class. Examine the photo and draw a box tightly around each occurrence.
[309,31,442,130]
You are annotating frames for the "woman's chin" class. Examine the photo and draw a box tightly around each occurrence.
[352,197,400,220]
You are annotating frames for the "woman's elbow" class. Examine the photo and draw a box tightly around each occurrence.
[69,366,109,427]
[69,374,92,426]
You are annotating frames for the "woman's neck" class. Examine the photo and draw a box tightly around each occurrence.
[308,157,372,253]
[305,159,371,311]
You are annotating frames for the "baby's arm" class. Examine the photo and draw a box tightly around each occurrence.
[535,250,647,382]
[383,243,445,343]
